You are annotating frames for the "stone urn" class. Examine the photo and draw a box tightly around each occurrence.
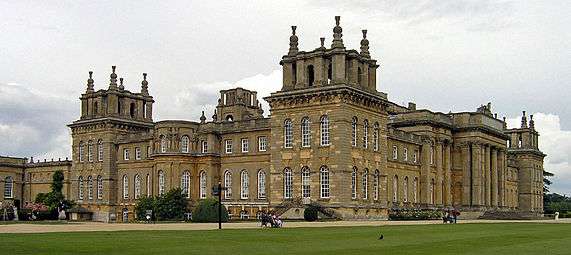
[58,210,66,220]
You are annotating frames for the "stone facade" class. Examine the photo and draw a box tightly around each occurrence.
[1,17,545,221]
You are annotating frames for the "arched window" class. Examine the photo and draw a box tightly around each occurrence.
[130,102,136,118]
[351,167,358,199]
[327,63,332,84]
[226,115,234,122]
[430,178,435,204]
[181,136,190,153]
[94,101,99,115]
[403,148,408,161]
[181,171,190,198]
[373,122,379,151]
[134,174,141,199]
[392,146,398,160]
[403,176,409,202]
[78,176,84,200]
[158,170,165,196]
[146,174,151,197]
[301,167,311,198]
[224,170,232,199]
[351,117,358,147]
[199,171,207,199]
[160,135,167,153]
[320,115,330,146]
[413,177,418,203]
[357,67,362,85]
[292,62,297,85]
[392,175,398,202]
[97,175,103,199]
[284,119,293,148]
[257,170,266,199]
[79,141,85,162]
[284,168,293,199]
[97,140,103,161]
[362,169,368,199]
[301,117,311,147]
[363,120,369,149]
[373,170,380,201]
[87,141,93,162]
[307,65,315,86]
[320,166,330,198]
[240,170,249,199]
[122,175,129,199]
[87,176,93,200]
[4,176,13,199]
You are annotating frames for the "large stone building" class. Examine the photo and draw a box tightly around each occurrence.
[1,17,545,222]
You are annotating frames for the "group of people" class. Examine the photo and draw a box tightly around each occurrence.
[260,212,283,228]
[443,209,460,224]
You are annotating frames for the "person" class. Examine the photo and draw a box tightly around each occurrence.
[452,209,459,224]
[443,210,451,224]
[260,212,270,227]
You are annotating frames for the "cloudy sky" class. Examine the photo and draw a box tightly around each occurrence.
[0,1,569,194]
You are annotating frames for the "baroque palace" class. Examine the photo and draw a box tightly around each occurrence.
[1,17,545,222]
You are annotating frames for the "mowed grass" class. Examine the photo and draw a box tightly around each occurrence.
[1,223,570,255]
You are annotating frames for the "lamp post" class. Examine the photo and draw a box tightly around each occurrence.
[218,181,222,230]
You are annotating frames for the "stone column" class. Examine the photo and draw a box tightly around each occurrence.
[461,143,471,206]
[498,149,506,207]
[435,141,443,206]
[491,147,498,207]
[421,141,431,205]
[484,145,491,207]
[444,143,452,206]
[471,143,482,206]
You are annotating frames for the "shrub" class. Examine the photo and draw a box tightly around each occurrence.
[134,196,156,220]
[304,206,319,221]
[192,198,229,223]
[134,188,188,221]
[388,208,442,221]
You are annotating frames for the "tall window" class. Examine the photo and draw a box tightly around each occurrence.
[146,174,151,197]
[240,170,249,199]
[301,167,311,198]
[413,177,418,203]
[351,117,358,147]
[392,175,398,202]
[79,141,85,162]
[135,147,141,160]
[199,171,207,199]
[97,140,103,161]
[351,167,357,199]
[78,176,84,200]
[241,138,249,153]
[284,168,293,199]
[284,119,293,148]
[160,135,167,153]
[403,148,408,161]
[181,171,190,198]
[158,170,165,196]
[320,115,330,146]
[147,146,151,158]
[362,169,368,199]
[413,150,418,163]
[134,174,141,199]
[373,170,379,201]
[224,170,232,199]
[258,136,267,152]
[373,122,379,151]
[201,141,208,153]
[430,179,435,204]
[87,141,93,162]
[392,146,398,160]
[122,175,129,199]
[363,120,369,149]
[225,139,233,154]
[430,146,434,165]
[403,176,409,202]
[257,170,266,199]
[181,135,190,153]
[301,117,311,147]
[87,176,93,199]
[4,176,13,199]
[97,175,103,199]
[320,166,330,198]
[123,148,129,160]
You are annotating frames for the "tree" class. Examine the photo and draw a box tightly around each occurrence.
[543,170,554,193]
[35,170,74,215]
[134,188,188,221]
[192,198,229,222]
[304,206,318,221]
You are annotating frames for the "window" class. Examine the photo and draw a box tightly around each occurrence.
[258,136,267,152]
[224,170,232,199]
[78,176,84,200]
[373,122,379,151]
[363,120,369,149]
[4,176,13,199]
[135,147,141,160]
[87,176,93,200]
[122,175,129,199]
[403,148,408,161]
[240,170,249,199]
[301,117,311,147]
[430,146,434,165]
[97,175,103,199]
[258,170,266,199]
[320,166,330,198]
[392,175,398,202]
[284,168,293,199]
[430,179,435,204]
[146,174,151,197]
[301,167,311,198]
[284,119,293,148]
[97,140,103,161]
[403,176,409,202]
[158,170,165,196]
[225,139,233,154]
[202,141,208,153]
[413,177,418,203]
[373,170,379,201]
[181,135,190,153]
[351,117,358,147]
[79,141,85,162]
[392,146,398,160]
[413,150,418,163]
[87,141,93,162]
[181,171,190,198]
[147,146,151,158]
[124,148,130,160]
[241,138,249,153]
[362,169,368,199]
[320,115,330,146]
[134,174,141,199]
[351,167,357,199]
[199,171,207,199]
[160,135,167,153]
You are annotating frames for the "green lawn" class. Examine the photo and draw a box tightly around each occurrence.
[0,223,569,254]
